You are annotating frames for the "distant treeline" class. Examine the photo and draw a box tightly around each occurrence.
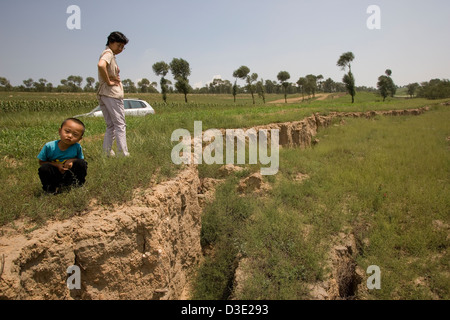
[0,75,370,95]
[415,79,450,100]
[1,75,449,100]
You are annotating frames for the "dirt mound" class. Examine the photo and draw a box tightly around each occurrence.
[225,107,430,151]
[237,172,271,195]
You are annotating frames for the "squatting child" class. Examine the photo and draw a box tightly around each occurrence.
[37,118,88,194]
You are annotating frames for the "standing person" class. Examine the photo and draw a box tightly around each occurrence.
[97,31,130,157]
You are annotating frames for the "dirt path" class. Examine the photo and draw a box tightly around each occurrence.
[269,93,350,104]
[269,93,332,104]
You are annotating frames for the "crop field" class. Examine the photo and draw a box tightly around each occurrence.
[0,91,449,299]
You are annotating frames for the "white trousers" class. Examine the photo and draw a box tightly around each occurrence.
[99,95,129,156]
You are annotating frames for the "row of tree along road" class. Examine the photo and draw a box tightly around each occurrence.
[1,52,449,102]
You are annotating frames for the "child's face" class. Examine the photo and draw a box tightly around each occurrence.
[59,120,84,146]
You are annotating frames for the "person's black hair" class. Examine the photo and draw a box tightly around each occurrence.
[61,118,86,136]
[106,31,129,46]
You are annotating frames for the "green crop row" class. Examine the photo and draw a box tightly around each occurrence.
[0,99,98,113]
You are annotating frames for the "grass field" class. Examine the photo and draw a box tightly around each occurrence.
[193,101,450,300]
[0,91,449,299]
[1,91,433,224]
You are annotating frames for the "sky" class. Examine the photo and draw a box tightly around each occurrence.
[1,0,449,89]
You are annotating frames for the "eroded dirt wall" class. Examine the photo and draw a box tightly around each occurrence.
[0,166,202,300]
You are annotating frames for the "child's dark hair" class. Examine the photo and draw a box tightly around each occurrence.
[61,118,86,136]
[106,31,129,46]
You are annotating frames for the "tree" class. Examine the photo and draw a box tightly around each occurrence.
[209,78,232,94]
[46,83,54,92]
[58,79,68,92]
[377,69,396,101]
[334,82,347,93]
[57,75,83,92]
[343,72,356,102]
[33,78,48,92]
[337,52,356,103]
[385,69,396,97]
[416,79,450,99]
[153,61,170,102]
[174,78,191,102]
[264,80,276,94]
[296,77,307,101]
[0,77,12,91]
[316,74,324,92]
[138,78,151,93]
[256,78,266,104]
[170,58,191,103]
[84,77,95,92]
[305,74,318,98]
[122,79,137,93]
[406,82,419,98]
[277,71,291,103]
[337,52,355,73]
[232,81,238,102]
[247,73,258,104]
[67,75,83,92]
[377,75,390,101]
[23,78,34,91]
[323,78,335,93]
[232,66,250,103]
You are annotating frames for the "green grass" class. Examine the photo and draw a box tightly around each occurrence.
[192,103,449,300]
[298,107,449,299]
[0,106,179,224]
[192,177,256,300]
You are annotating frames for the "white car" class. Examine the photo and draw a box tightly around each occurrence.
[74,99,155,117]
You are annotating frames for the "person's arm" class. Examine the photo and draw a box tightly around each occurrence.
[39,160,66,174]
[98,59,120,86]
[61,158,79,169]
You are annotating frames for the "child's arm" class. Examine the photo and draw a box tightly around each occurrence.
[61,158,79,169]
[39,160,66,174]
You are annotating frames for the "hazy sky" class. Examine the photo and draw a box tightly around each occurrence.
[1,0,449,89]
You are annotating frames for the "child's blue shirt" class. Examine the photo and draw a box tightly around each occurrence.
[37,140,84,163]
